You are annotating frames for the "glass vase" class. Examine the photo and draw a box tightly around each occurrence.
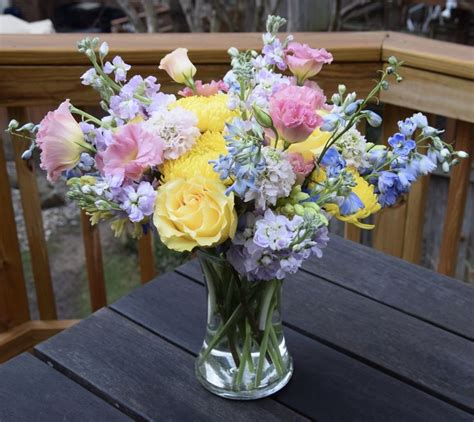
[195,250,293,400]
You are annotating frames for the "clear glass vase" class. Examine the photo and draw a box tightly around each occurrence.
[195,250,293,400]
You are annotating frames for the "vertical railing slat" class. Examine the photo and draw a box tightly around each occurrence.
[438,120,473,276]
[0,135,30,331]
[373,104,409,257]
[80,211,107,311]
[7,107,57,320]
[138,232,156,284]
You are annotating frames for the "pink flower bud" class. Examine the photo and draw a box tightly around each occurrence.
[159,48,196,84]
[285,42,333,82]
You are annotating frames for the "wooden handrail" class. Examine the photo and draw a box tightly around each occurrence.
[0,32,472,359]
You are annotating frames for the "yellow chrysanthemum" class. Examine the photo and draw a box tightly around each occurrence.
[324,169,381,229]
[160,130,226,182]
[171,94,238,132]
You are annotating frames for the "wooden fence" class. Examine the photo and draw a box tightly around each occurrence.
[0,32,472,361]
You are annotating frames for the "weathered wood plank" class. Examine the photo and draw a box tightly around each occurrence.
[35,308,305,421]
[0,32,387,65]
[302,235,474,339]
[80,212,107,311]
[0,63,377,107]
[438,121,474,276]
[0,136,29,331]
[0,319,79,363]
[379,65,474,123]
[177,258,474,411]
[382,31,474,80]
[0,353,130,421]
[138,232,155,284]
[8,107,57,321]
[111,268,472,421]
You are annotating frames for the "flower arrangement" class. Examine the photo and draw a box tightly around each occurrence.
[7,16,467,400]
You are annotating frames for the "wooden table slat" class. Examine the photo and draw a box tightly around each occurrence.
[34,308,306,422]
[177,259,474,413]
[110,271,472,421]
[302,235,474,340]
[0,353,130,422]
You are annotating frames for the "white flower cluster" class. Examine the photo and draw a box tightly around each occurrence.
[144,107,200,160]
[244,147,296,210]
[335,127,370,168]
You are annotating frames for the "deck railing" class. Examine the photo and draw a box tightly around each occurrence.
[0,32,472,361]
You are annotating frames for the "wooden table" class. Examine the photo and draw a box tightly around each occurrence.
[1,235,473,421]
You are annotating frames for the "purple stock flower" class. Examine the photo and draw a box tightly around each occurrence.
[120,181,156,223]
[104,56,131,83]
[262,38,287,71]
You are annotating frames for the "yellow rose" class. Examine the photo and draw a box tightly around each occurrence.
[153,176,237,252]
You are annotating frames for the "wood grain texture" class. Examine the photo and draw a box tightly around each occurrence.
[379,65,474,123]
[438,121,474,276]
[0,32,386,65]
[0,63,377,107]
[0,353,130,421]
[8,107,57,321]
[34,308,306,421]
[177,259,474,410]
[114,266,473,420]
[382,31,474,80]
[138,232,155,284]
[80,212,107,311]
[373,104,410,258]
[0,136,29,331]
[302,235,474,339]
[0,319,79,363]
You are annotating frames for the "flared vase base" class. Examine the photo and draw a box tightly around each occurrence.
[195,359,293,400]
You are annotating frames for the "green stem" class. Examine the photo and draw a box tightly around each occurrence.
[255,294,276,388]
[235,322,251,386]
[70,106,108,128]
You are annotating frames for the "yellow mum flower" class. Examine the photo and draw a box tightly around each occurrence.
[287,127,331,158]
[172,94,238,132]
[154,176,237,252]
[325,169,381,229]
[160,130,226,182]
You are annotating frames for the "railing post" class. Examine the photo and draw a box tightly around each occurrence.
[0,135,30,331]
[438,120,473,276]
[80,211,107,311]
[138,232,156,284]
[7,107,57,320]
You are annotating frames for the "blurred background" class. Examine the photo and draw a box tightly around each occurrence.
[1,0,473,321]
[1,0,473,43]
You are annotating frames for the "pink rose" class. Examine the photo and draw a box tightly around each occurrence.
[269,85,325,143]
[97,123,164,182]
[178,80,228,97]
[286,42,333,83]
[36,99,91,182]
[287,152,315,184]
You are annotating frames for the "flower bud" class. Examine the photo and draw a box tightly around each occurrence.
[21,149,32,160]
[252,105,273,129]
[294,204,305,216]
[338,84,346,95]
[442,161,450,172]
[365,111,382,127]
[331,93,341,106]
[440,148,450,158]
[99,42,109,59]
[227,47,239,57]
[344,102,358,116]
[159,48,196,85]
[7,119,19,131]
[456,151,469,158]
[388,56,398,66]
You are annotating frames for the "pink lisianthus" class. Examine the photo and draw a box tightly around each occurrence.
[285,42,333,83]
[97,123,164,182]
[287,152,315,184]
[269,85,325,143]
[178,80,228,97]
[36,99,92,182]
